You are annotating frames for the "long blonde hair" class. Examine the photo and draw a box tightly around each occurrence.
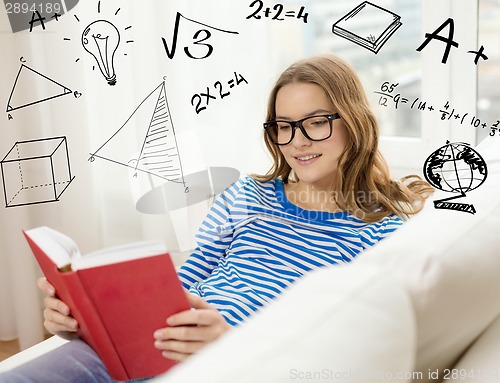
[254,54,432,223]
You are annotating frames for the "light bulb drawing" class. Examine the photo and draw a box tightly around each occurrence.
[63,1,133,81]
[82,20,120,86]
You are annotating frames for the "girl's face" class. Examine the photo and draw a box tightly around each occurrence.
[275,82,348,190]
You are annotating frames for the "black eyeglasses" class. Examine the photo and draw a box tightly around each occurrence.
[263,113,341,145]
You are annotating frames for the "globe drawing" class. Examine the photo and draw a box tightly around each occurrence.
[423,141,487,196]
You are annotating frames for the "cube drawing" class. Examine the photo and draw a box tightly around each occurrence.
[1,137,75,207]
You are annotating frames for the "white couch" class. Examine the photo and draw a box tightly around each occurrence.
[1,137,499,382]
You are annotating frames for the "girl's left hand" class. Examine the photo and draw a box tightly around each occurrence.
[153,291,231,361]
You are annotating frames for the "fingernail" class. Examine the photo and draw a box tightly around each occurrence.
[154,340,162,349]
[153,330,162,339]
[47,287,55,295]
[167,316,174,325]
[163,351,173,359]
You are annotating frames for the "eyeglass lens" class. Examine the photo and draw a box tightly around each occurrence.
[269,115,332,145]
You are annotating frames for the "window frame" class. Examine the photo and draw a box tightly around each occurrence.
[379,0,478,176]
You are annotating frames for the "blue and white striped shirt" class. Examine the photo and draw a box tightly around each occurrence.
[177,176,402,326]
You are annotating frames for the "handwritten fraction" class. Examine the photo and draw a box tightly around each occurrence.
[63,1,134,85]
[191,71,248,114]
[246,1,309,23]
[374,82,500,137]
[162,12,239,60]
[89,79,188,191]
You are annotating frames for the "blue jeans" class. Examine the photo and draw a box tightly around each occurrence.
[0,339,151,383]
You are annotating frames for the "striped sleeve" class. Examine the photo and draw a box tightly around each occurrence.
[177,177,247,289]
[358,215,403,249]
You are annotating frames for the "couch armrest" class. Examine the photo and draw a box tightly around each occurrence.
[0,336,68,373]
[443,315,500,383]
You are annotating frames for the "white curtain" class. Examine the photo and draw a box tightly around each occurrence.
[0,0,278,349]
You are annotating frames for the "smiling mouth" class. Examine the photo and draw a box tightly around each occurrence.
[296,154,321,161]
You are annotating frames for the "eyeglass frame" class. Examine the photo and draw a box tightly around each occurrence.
[263,113,341,146]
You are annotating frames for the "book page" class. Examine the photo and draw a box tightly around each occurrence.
[73,240,167,270]
[24,226,81,269]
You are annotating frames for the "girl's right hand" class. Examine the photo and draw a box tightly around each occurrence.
[37,277,79,340]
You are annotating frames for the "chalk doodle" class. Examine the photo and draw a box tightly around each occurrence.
[423,141,487,214]
[191,71,248,114]
[332,1,402,54]
[374,82,500,136]
[6,63,76,115]
[4,0,76,33]
[161,12,238,60]
[89,79,187,191]
[1,136,75,208]
[87,79,242,212]
[81,20,121,86]
[28,9,47,31]
[416,18,488,65]
[63,1,133,85]
[246,1,309,23]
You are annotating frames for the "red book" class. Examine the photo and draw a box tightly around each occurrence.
[23,226,190,381]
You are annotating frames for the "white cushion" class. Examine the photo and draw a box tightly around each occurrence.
[445,314,500,383]
[358,137,500,382]
[154,263,416,383]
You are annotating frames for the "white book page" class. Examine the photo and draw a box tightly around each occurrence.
[25,226,81,269]
[73,240,167,270]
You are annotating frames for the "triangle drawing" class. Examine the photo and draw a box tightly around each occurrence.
[89,81,186,186]
[6,64,73,112]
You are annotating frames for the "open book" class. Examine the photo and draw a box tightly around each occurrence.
[23,226,190,381]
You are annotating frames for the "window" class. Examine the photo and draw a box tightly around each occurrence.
[267,0,480,175]
[311,0,423,138]
[477,0,500,143]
